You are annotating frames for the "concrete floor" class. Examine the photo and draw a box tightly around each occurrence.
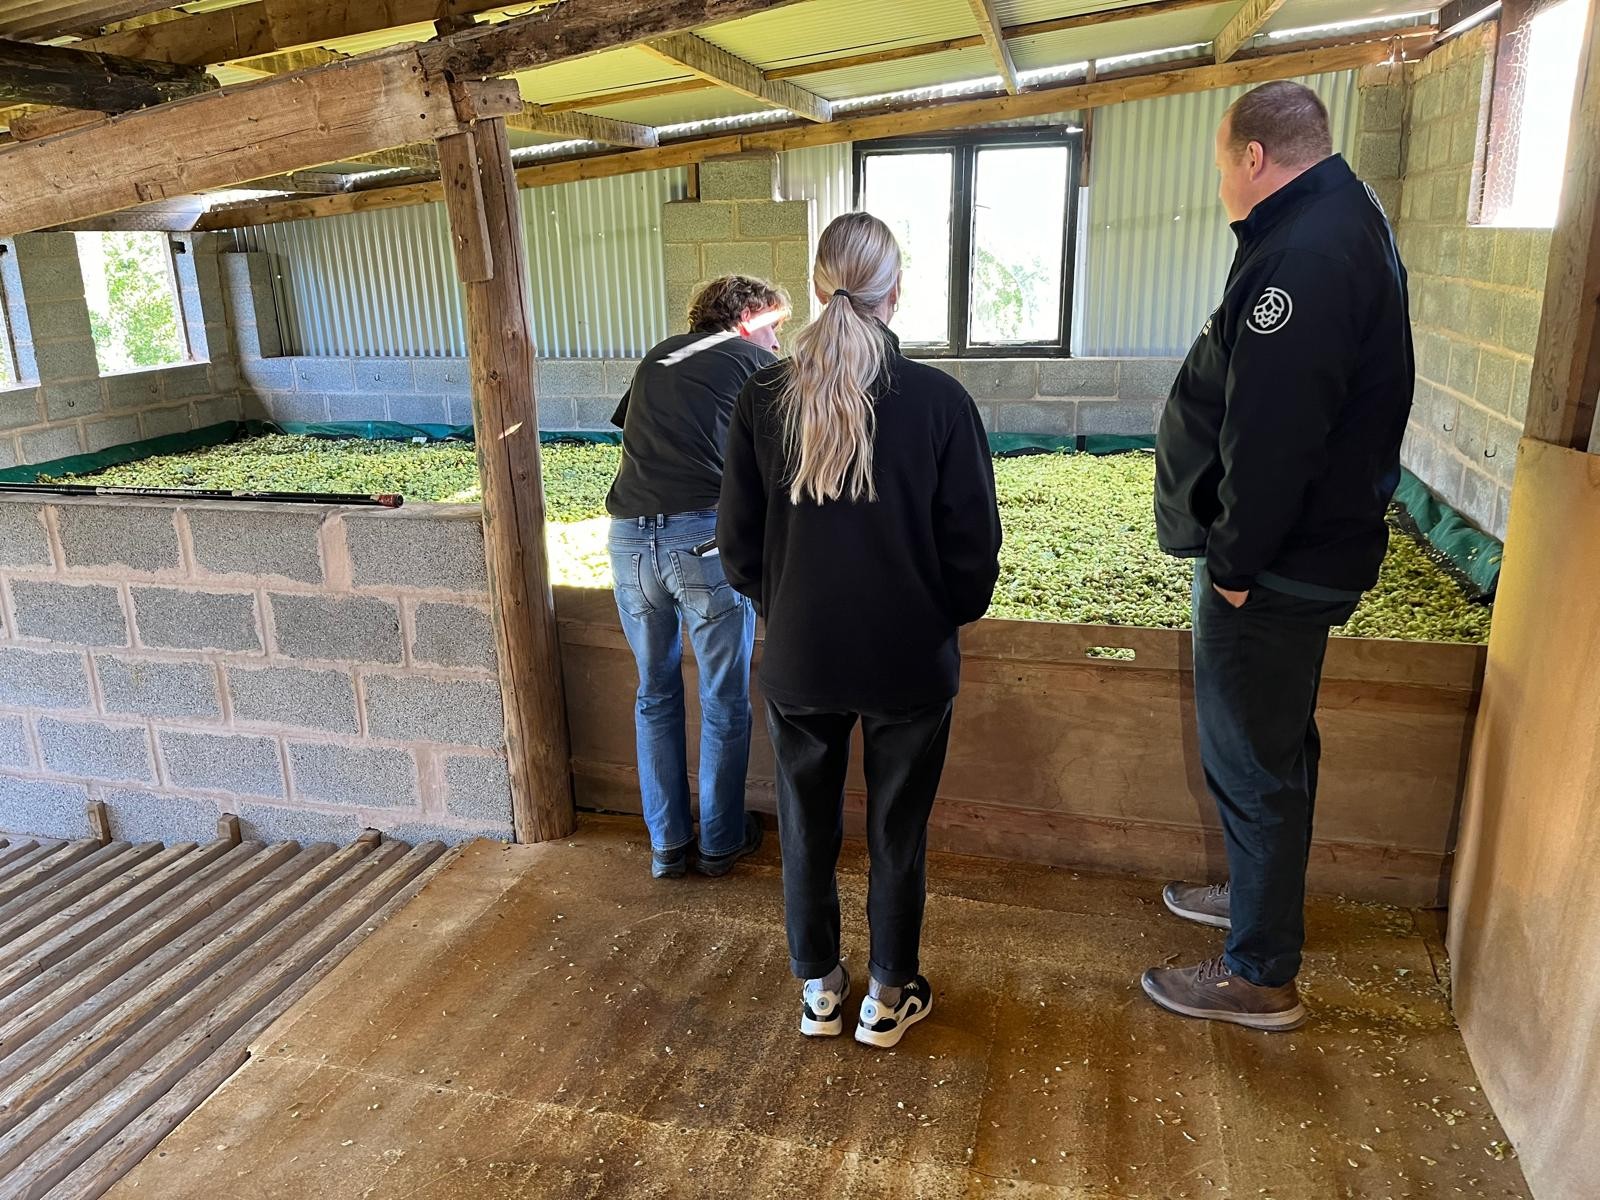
[109,817,1530,1200]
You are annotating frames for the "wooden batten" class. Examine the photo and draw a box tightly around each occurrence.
[1213,0,1290,63]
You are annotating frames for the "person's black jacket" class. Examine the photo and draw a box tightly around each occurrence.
[718,328,1002,711]
[1154,154,1415,596]
[606,331,775,519]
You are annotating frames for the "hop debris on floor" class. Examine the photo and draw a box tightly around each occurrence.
[106,818,1529,1200]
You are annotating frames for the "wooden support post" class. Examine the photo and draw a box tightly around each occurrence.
[87,801,112,846]
[436,117,575,844]
[1524,0,1600,449]
[217,814,241,846]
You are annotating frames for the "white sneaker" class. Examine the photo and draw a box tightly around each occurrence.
[854,975,934,1049]
[800,967,850,1037]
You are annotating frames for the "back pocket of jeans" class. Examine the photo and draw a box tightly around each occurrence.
[609,549,654,617]
[669,549,739,621]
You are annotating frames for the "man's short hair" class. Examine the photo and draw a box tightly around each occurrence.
[688,275,788,333]
[1225,81,1333,167]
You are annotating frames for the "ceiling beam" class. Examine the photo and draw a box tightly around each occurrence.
[0,1,180,40]
[200,39,1403,230]
[509,104,660,148]
[966,0,1020,94]
[0,36,216,111]
[1214,0,1289,63]
[8,106,105,141]
[638,31,832,121]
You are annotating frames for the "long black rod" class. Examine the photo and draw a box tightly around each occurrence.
[0,482,403,507]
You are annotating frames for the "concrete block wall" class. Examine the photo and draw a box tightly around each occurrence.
[1393,25,1548,539]
[0,232,243,468]
[0,495,513,846]
[663,154,814,340]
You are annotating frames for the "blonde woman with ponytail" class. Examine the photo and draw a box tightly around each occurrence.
[719,212,1002,1049]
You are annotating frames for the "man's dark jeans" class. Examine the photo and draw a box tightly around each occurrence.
[1191,564,1359,988]
[767,699,953,988]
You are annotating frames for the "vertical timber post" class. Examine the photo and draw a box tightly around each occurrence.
[1525,0,1600,450]
[437,88,576,843]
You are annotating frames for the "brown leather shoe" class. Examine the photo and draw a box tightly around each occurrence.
[1141,955,1306,1031]
[1162,880,1232,929]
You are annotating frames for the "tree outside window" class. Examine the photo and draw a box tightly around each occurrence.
[75,232,189,374]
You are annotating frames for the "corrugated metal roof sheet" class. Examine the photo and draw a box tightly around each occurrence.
[514,46,692,106]
[1263,0,1437,33]
[1009,4,1235,68]
[793,46,1001,100]
[994,0,1165,23]
[701,0,979,69]
[583,90,774,128]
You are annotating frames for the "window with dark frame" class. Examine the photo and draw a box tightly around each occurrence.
[1478,0,1587,228]
[854,128,1081,357]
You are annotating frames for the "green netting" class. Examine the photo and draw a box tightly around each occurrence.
[2,419,1499,596]
[1391,467,1502,598]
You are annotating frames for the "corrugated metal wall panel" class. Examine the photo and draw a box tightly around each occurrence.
[229,168,688,358]
[1076,69,1361,356]
[777,143,853,256]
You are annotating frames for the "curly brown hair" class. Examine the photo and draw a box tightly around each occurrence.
[687,274,788,333]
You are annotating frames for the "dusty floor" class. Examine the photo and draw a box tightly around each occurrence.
[108,817,1530,1200]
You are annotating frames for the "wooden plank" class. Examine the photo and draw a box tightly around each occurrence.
[0,840,219,975]
[1214,0,1289,63]
[437,130,492,284]
[1525,0,1600,448]
[8,106,103,140]
[0,840,95,907]
[0,841,414,1183]
[0,842,159,939]
[437,118,575,844]
[447,77,523,122]
[51,844,461,1199]
[0,49,464,238]
[1448,438,1600,1200]
[509,103,660,148]
[640,31,832,122]
[0,842,294,1057]
[0,842,65,888]
[10,841,445,1196]
[0,36,215,111]
[0,1,183,41]
[0,841,378,1136]
[204,41,1395,231]
[0,840,39,875]
[967,0,1020,94]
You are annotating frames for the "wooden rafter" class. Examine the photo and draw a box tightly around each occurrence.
[0,0,178,40]
[639,31,832,122]
[0,35,215,111]
[1214,0,1289,63]
[967,0,1020,94]
[1525,0,1600,449]
[509,103,660,148]
[198,39,1402,231]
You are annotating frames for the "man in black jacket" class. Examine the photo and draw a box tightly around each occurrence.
[1143,82,1414,1030]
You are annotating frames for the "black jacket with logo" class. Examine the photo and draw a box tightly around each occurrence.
[1154,154,1415,595]
[718,327,1003,711]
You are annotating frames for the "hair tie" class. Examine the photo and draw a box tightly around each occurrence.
[832,288,852,300]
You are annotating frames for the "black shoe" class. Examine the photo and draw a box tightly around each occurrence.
[693,812,764,877]
[651,845,688,879]
[854,975,934,1049]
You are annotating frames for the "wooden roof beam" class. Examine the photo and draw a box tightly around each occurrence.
[967,0,1020,94]
[0,0,179,40]
[0,35,215,111]
[639,31,831,122]
[510,103,660,148]
[201,39,1406,230]
[1214,0,1289,63]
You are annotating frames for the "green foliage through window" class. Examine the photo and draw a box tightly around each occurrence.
[76,232,187,374]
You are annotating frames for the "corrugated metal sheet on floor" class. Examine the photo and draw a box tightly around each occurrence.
[0,830,452,1200]
[1076,69,1361,356]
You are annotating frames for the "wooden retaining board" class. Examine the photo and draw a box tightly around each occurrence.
[555,586,1484,906]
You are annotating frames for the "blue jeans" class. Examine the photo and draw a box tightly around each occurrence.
[609,512,756,857]
[1190,563,1358,987]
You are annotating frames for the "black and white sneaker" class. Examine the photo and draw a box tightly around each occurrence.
[800,967,850,1037]
[854,975,934,1049]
